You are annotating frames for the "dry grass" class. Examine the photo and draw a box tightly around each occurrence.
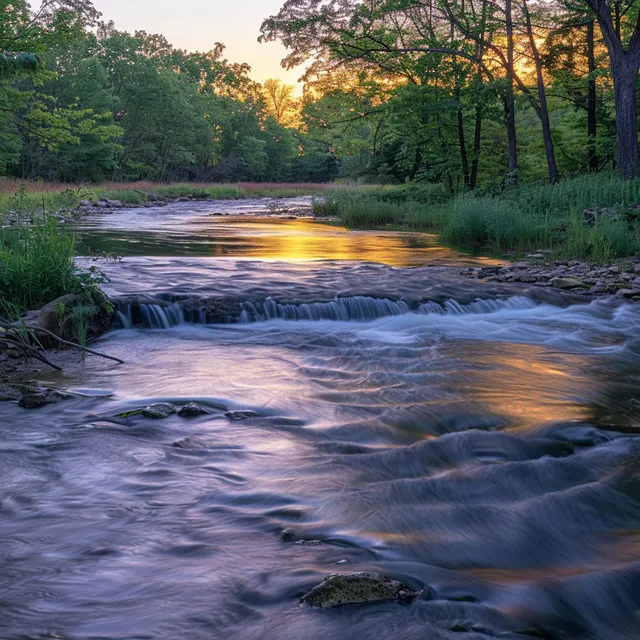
[0,178,334,198]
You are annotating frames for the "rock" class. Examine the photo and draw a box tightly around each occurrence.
[19,393,50,409]
[21,290,114,347]
[225,410,258,421]
[141,403,176,419]
[172,437,208,449]
[281,528,297,541]
[79,199,92,207]
[635,264,640,273]
[294,539,323,546]
[104,199,124,208]
[6,349,22,359]
[609,265,620,274]
[17,387,70,409]
[177,402,210,417]
[301,573,421,608]
[550,277,588,290]
[94,200,109,208]
[616,288,636,298]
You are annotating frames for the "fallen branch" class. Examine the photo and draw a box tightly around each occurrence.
[0,335,63,371]
[21,325,125,365]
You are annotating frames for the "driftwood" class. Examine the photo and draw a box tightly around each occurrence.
[0,333,62,370]
[22,325,125,365]
[1,322,124,370]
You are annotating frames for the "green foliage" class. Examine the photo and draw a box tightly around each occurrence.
[327,173,640,261]
[0,217,77,310]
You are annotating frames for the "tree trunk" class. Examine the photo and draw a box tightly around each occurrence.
[470,105,482,190]
[612,57,639,177]
[522,0,558,183]
[504,0,518,185]
[457,106,471,189]
[589,0,640,177]
[586,20,598,171]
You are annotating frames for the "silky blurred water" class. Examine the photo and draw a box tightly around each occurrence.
[1,200,639,639]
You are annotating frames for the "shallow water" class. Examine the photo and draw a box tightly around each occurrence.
[2,199,640,639]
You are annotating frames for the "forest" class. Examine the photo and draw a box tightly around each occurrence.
[1,0,640,189]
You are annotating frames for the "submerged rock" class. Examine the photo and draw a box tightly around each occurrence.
[17,386,71,409]
[19,393,50,409]
[225,410,258,421]
[177,402,210,417]
[141,403,176,419]
[172,437,208,449]
[300,572,421,608]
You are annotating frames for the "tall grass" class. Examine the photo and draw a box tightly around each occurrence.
[320,173,640,261]
[0,218,77,311]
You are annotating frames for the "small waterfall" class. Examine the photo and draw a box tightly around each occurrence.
[114,301,184,329]
[417,295,537,316]
[113,295,539,329]
[239,296,411,323]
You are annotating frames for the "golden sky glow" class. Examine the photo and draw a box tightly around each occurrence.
[92,0,305,89]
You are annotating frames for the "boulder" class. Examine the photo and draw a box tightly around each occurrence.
[301,572,421,608]
[104,199,124,208]
[19,393,50,409]
[177,402,210,417]
[141,403,176,419]
[18,388,70,409]
[21,289,115,347]
[550,277,588,290]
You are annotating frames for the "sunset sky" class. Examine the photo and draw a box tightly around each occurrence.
[91,0,304,88]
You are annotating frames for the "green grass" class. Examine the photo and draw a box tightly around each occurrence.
[0,218,78,312]
[319,173,640,262]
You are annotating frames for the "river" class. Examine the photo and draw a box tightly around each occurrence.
[1,198,639,639]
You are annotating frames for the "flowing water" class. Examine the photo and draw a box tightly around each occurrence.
[2,199,640,640]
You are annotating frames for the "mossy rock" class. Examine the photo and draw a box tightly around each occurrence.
[21,289,115,346]
[300,572,421,608]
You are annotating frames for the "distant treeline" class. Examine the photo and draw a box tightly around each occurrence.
[0,1,338,184]
[3,0,640,189]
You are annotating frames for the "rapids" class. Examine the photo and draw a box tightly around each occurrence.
[1,198,639,639]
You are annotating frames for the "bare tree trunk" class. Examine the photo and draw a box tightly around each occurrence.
[522,0,558,183]
[504,0,518,185]
[588,0,640,177]
[612,57,639,176]
[470,106,482,189]
[457,106,471,189]
[586,20,598,171]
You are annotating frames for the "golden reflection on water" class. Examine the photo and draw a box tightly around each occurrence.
[449,342,593,428]
[200,218,504,267]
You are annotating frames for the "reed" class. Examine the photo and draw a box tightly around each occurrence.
[0,218,77,312]
[323,173,640,261]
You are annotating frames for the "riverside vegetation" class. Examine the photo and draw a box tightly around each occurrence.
[3,0,640,365]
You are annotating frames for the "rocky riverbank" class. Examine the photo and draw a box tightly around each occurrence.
[75,194,313,218]
[467,253,640,300]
